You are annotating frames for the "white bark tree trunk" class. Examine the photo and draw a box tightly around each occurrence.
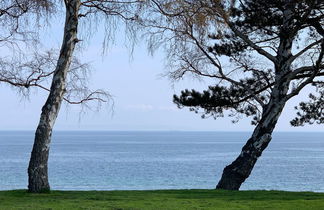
[216,1,296,190]
[27,0,80,193]
[216,91,288,190]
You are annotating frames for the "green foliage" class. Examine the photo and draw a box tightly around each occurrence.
[291,84,324,126]
[171,0,324,125]
[1,190,324,209]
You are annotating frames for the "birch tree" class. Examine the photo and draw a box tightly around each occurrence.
[27,0,143,193]
[145,0,324,190]
[0,1,111,193]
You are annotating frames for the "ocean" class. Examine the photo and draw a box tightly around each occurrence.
[1,131,324,191]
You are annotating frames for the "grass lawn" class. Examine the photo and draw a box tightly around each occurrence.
[1,189,324,209]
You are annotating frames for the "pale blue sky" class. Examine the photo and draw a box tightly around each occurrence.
[0,16,322,132]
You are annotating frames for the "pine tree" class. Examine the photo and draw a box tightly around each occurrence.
[146,0,324,190]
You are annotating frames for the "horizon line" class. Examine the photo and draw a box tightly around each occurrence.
[0,129,324,133]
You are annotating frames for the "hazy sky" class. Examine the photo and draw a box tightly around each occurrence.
[0,16,322,132]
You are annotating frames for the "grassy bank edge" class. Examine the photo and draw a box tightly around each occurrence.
[1,189,324,209]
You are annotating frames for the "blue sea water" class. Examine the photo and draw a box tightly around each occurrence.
[0,131,324,191]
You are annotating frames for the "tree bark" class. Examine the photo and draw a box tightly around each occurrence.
[215,53,293,190]
[216,95,287,190]
[216,0,296,190]
[27,0,80,193]
[216,71,293,190]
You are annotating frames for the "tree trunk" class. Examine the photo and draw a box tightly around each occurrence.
[215,102,283,190]
[216,74,292,190]
[27,0,80,193]
[216,1,296,190]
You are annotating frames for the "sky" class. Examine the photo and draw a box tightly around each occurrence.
[0,15,323,132]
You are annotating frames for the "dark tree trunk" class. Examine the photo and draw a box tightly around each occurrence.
[216,96,286,190]
[216,52,294,190]
[216,56,293,190]
[27,0,80,193]
[216,1,296,190]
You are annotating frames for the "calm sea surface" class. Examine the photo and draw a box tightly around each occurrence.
[0,131,324,191]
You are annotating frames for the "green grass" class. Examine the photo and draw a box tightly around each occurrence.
[1,189,324,209]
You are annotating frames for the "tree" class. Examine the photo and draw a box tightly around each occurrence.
[145,0,324,190]
[26,0,143,193]
[0,0,112,192]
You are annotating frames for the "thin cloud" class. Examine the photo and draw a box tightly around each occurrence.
[124,104,178,112]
